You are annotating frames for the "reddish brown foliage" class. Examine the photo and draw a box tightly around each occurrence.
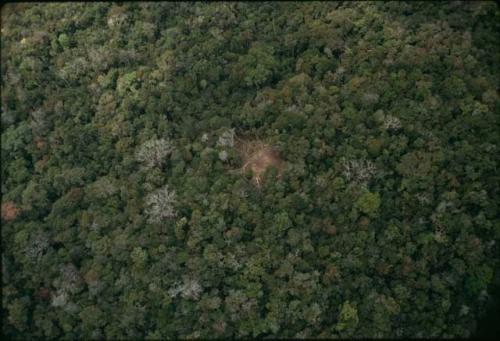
[84,269,99,286]
[34,137,46,150]
[35,287,50,301]
[324,225,337,236]
[1,201,19,222]
[323,265,339,284]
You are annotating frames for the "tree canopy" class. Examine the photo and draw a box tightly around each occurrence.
[1,2,499,338]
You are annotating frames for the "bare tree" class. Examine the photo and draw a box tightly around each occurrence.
[145,185,177,223]
[135,138,174,168]
[341,158,376,187]
[168,278,203,301]
[30,108,50,136]
[217,128,235,148]
[383,115,402,130]
[60,263,83,294]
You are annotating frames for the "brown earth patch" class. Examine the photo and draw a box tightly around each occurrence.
[236,138,284,187]
[1,201,19,222]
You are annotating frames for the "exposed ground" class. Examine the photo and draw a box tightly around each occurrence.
[236,138,284,187]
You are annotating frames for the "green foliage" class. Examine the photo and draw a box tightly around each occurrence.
[236,42,279,88]
[1,2,499,339]
[336,301,359,333]
[116,71,139,96]
[7,298,29,332]
[355,191,381,218]
[57,33,70,49]
[466,265,494,297]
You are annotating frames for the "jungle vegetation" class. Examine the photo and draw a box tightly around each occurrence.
[1,1,499,339]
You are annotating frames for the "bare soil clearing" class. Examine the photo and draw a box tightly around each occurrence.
[236,138,284,187]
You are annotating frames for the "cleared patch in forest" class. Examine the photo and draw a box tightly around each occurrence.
[236,137,284,187]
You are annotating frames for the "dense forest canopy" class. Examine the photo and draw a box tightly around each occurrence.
[1,1,499,338]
